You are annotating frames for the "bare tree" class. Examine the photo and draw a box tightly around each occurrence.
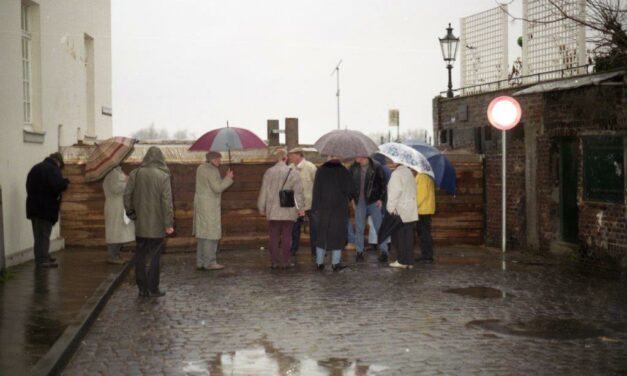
[132,122,169,140]
[368,129,431,145]
[498,0,626,70]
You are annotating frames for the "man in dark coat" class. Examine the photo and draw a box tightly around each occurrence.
[348,156,388,262]
[311,158,355,271]
[26,152,69,268]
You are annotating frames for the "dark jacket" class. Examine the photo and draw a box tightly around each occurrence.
[26,157,70,224]
[349,158,387,205]
[311,160,355,250]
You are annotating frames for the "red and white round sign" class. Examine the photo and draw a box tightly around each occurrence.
[487,96,522,130]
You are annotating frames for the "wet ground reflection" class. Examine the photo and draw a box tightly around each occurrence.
[444,286,513,299]
[467,317,610,340]
[183,340,388,375]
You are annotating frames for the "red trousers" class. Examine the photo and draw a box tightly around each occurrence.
[268,220,294,267]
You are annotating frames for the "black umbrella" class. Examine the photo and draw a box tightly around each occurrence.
[377,212,403,241]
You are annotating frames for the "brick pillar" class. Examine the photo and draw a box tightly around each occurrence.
[267,120,279,147]
[285,118,299,151]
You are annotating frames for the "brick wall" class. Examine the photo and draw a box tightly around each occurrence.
[434,72,627,262]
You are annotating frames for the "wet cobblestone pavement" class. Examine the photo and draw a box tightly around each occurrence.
[63,247,627,375]
[0,249,124,375]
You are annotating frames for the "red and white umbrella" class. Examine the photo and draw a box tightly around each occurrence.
[189,124,266,163]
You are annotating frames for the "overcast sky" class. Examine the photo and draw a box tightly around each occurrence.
[112,0,522,144]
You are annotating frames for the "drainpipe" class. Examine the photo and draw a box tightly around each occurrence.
[0,185,6,277]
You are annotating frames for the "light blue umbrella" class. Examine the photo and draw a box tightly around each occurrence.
[404,140,456,195]
[376,143,434,178]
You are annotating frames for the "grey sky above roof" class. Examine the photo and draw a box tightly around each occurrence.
[112,0,523,144]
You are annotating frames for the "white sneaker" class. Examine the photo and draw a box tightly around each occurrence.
[389,261,406,268]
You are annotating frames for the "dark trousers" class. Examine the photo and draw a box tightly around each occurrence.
[269,220,294,267]
[31,218,53,264]
[392,222,416,265]
[134,237,164,294]
[291,210,317,255]
[417,215,434,258]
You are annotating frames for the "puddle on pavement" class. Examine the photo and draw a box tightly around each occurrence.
[182,340,388,375]
[444,286,512,299]
[467,317,606,340]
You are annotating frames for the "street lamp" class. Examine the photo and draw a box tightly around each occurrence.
[439,23,460,98]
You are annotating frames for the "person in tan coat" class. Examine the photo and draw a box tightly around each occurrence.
[103,166,135,264]
[193,151,234,270]
[258,149,304,269]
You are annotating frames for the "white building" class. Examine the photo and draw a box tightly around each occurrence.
[0,0,112,266]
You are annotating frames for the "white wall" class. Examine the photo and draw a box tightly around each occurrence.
[0,0,111,266]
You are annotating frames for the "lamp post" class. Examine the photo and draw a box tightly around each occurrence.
[487,96,522,256]
[438,23,460,98]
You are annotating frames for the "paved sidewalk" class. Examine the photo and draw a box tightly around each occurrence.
[63,246,627,376]
[0,248,125,375]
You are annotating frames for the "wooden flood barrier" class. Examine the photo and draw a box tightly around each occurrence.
[60,153,484,249]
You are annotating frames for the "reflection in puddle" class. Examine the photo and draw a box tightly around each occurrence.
[183,341,388,375]
[467,317,606,340]
[444,286,512,299]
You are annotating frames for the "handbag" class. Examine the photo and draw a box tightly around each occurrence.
[279,169,296,208]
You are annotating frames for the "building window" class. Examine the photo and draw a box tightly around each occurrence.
[583,136,625,203]
[21,3,32,126]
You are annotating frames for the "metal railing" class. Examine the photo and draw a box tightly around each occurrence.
[439,64,594,98]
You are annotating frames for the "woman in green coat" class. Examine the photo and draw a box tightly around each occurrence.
[193,152,234,270]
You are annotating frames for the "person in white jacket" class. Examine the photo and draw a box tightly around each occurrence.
[386,163,418,268]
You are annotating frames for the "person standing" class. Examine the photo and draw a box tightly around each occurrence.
[348,156,388,262]
[311,157,355,271]
[287,147,317,256]
[26,152,69,268]
[193,151,234,271]
[124,147,174,297]
[387,162,418,269]
[258,149,304,269]
[103,166,135,264]
[415,173,436,263]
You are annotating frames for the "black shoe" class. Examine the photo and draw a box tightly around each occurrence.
[37,261,58,268]
[317,264,325,271]
[332,263,347,272]
[378,253,389,263]
[416,257,434,264]
[48,257,56,262]
[355,253,365,262]
[138,290,149,297]
[148,290,166,298]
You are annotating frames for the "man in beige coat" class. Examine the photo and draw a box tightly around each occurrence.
[193,151,234,270]
[288,147,317,256]
[124,146,174,297]
[258,149,304,268]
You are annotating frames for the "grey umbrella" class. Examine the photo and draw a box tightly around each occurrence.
[313,129,378,159]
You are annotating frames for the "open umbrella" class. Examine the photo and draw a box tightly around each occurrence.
[376,142,434,178]
[313,129,378,159]
[404,140,456,194]
[84,136,137,182]
[189,124,266,163]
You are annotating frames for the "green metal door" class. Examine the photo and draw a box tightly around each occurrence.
[560,139,579,243]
